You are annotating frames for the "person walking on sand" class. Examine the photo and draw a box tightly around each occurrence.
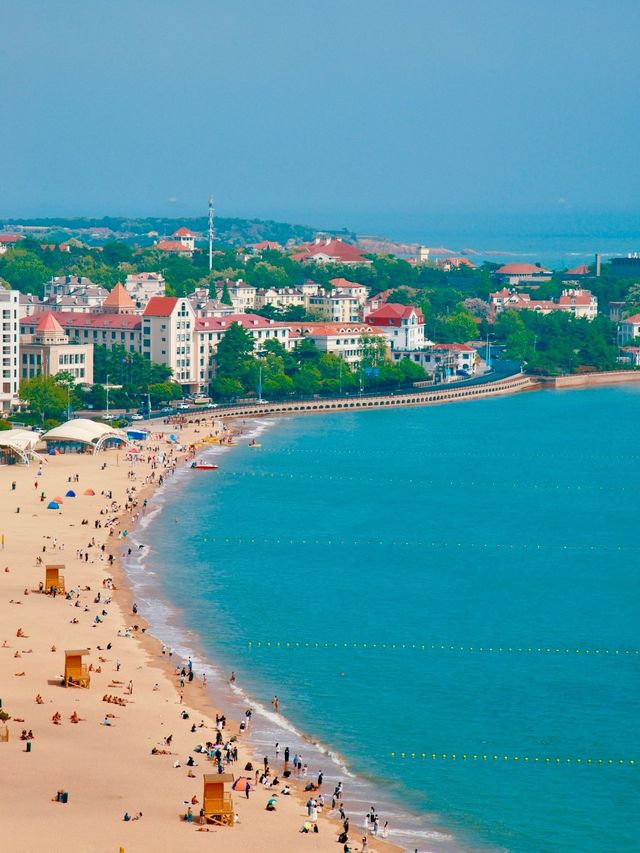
[245,781,250,799]
[128,680,133,694]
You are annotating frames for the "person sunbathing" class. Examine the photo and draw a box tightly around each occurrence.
[35,694,44,704]
[16,628,26,638]
[151,747,172,755]
[52,712,61,724]
[70,712,84,723]
[14,671,25,677]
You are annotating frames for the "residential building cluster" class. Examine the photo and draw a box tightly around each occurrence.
[489,287,598,320]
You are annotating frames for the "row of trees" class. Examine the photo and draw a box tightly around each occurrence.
[210,323,428,400]
[493,311,618,375]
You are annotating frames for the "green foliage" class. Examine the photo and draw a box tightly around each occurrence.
[493,310,618,375]
[19,375,68,422]
[0,418,12,430]
[0,251,51,296]
[220,281,233,306]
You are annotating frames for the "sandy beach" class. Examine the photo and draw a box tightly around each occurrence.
[0,416,400,853]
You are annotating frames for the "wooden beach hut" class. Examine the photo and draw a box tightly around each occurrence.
[45,564,66,594]
[203,773,234,826]
[64,649,90,688]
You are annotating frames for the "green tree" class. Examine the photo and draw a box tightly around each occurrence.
[0,252,51,296]
[360,333,387,368]
[19,375,68,422]
[214,322,254,377]
[220,281,233,306]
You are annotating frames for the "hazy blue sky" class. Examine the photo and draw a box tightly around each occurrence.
[1,0,639,230]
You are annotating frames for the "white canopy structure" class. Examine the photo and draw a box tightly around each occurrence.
[43,418,128,453]
[0,429,42,464]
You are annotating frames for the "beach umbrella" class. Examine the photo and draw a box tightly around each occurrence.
[83,489,95,496]
[231,777,252,791]
[65,490,76,497]
[47,501,60,509]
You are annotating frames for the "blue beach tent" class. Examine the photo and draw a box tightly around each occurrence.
[65,490,76,497]
[47,501,60,509]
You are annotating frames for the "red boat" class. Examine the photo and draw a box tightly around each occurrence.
[191,461,219,470]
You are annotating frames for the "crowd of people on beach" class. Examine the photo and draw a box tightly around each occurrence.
[2,414,398,853]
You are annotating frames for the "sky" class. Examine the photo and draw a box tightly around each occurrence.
[1,0,639,233]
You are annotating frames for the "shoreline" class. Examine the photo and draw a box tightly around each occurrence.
[0,414,401,853]
[125,420,448,852]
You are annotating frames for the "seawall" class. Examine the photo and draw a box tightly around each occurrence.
[213,373,538,419]
[549,370,640,389]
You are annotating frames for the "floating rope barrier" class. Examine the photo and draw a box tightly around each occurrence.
[202,536,633,553]
[221,469,627,494]
[390,752,636,766]
[279,448,640,462]
[248,641,640,656]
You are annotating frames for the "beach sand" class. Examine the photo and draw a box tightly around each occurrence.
[0,418,401,853]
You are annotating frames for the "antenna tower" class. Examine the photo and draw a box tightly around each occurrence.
[208,196,215,271]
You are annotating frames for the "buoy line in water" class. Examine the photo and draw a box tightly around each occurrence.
[390,752,637,766]
[202,536,634,552]
[247,641,640,656]
[280,448,640,462]
[222,469,630,493]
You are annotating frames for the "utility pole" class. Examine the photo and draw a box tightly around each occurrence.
[208,196,215,272]
[106,374,110,418]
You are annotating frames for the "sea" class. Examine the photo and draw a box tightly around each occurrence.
[125,385,640,853]
[346,210,640,269]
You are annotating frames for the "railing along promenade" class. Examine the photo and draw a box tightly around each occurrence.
[210,373,538,420]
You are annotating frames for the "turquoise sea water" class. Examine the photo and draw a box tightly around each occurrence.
[130,386,640,852]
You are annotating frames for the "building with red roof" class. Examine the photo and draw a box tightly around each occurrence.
[154,239,194,257]
[172,226,197,252]
[435,257,476,271]
[292,322,380,365]
[20,311,93,385]
[617,314,640,345]
[249,240,283,253]
[492,263,552,285]
[365,303,425,351]
[101,282,136,315]
[291,238,370,266]
[557,288,597,320]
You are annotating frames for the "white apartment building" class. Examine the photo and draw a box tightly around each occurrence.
[0,289,20,411]
[255,287,305,310]
[365,304,426,351]
[124,272,166,310]
[306,289,362,322]
[224,280,257,312]
[142,297,198,388]
[617,314,640,345]
[292,322,382,365]
[391,343,477,377]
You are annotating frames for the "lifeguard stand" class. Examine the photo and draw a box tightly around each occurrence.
[45,564,66,594]
[203,773,234,826]
[64,649,90,688]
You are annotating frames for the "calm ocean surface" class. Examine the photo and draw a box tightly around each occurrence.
[128,386,640,853]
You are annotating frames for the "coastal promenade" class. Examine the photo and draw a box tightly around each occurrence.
[212,373,539,420]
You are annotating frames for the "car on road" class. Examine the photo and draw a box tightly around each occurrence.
[130,413,144,420]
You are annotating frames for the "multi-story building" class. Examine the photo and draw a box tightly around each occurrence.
[20,312,93,384]
[20,313,142,354]
[617,314,640,344]
[0,289,20,411]
[292,322,380,365]
[306,288,362,322]
[290,237,370,265]
[391,343,477,378]
[557,288,598,320]
[491,263,552,285]
[124,272,166,310]
[255,287,306,310]
[195,315,293,389]
[43,276,108,311]
[142,297,198,388]
[223,280,257,312]
[365,303,425,351]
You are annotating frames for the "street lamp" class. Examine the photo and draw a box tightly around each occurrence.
[106,374,110,418]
